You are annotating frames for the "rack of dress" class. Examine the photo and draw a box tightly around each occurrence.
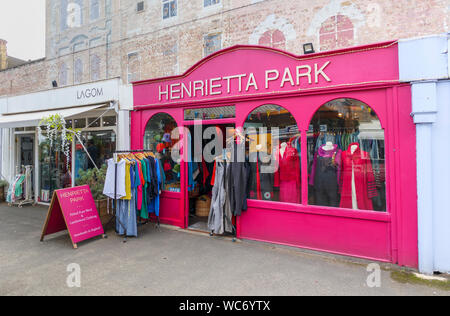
[103,150,163,243]
[7,165,34,208]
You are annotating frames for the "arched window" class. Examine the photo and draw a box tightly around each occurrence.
[144,113,180,192]
[258,29,286,50]
[244,105,301,204]
[319,15,354,51]
[308,98,386,212]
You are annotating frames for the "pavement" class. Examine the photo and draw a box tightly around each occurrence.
[0,203,448,296]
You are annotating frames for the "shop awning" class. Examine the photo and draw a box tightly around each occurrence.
[0,104,106,128]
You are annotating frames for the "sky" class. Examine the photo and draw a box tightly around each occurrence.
[0,0,46,61]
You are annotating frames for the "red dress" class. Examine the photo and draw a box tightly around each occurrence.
[274,143,301,204]
[340,143,376,210]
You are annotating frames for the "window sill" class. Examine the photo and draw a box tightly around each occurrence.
[246,199,390,222]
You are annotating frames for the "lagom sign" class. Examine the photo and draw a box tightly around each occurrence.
[2,79,121,115]
[77,87,104,100]
[158,61,331,102]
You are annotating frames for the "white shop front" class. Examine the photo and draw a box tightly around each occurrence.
[0,78,132,204]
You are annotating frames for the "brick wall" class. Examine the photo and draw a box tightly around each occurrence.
[1,0,449,97]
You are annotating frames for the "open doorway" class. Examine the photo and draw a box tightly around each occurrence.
[187,123,235,232]
[18,135,34,168]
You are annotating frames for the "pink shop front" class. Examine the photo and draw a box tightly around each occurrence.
[131,41,418,268]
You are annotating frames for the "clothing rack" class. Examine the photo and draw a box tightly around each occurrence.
[110,150,161,243]
[8,165,35,208]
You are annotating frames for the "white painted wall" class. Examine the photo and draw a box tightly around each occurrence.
[400,34,450,274]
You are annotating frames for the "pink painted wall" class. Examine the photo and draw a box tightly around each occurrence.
[130,42,418,268]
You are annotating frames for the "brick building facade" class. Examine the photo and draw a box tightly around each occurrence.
[0,0,449,97]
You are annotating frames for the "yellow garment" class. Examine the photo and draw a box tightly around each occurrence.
[121,161,132,200]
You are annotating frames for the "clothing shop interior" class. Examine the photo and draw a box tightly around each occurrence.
[244,105,301,204]
[137,98,386,238]
[7,107,117,206]
[184,106,237,232]
[144,113,181,193]
[41,108,117,203]
[242,99,386,212]
[307,98,386,212]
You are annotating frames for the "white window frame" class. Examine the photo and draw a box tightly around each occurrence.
[162,0,178,20]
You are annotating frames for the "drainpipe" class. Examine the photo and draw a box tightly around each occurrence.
[411,81,438,275]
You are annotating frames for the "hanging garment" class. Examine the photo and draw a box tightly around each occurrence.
[149,157,159,199]
[309,144,342,207]
[134,160,144,211]
[116,195,138,237]
[103,159,127,199]
[120,162,132,201]
[340,143,377,210]
[228,143,251,216]
[148,158,162,217]
[157,158,166,191]
[140,159,149,219]
[249,153,275,201]
[209,161,226,234]
[274,143,301,204]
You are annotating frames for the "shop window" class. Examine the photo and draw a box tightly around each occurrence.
[258,29,286,50]
[244,105,301,204]
[88,117,101,128]
[319,15,354,51]
[307,98,386,212]
[75,130,116,182]
[38,134,72,203]
[144,113,180,192]
[102,116,117,127]
[162,0,177,19]
[184,106,235,121]
[74,118,87,129]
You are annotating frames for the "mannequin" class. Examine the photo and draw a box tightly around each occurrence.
[249,145,275,201]
[309,142,342,207]
[280,142,288,158]
[274,142,300,204]
[323,141,334,151]
[339,143,376,210]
